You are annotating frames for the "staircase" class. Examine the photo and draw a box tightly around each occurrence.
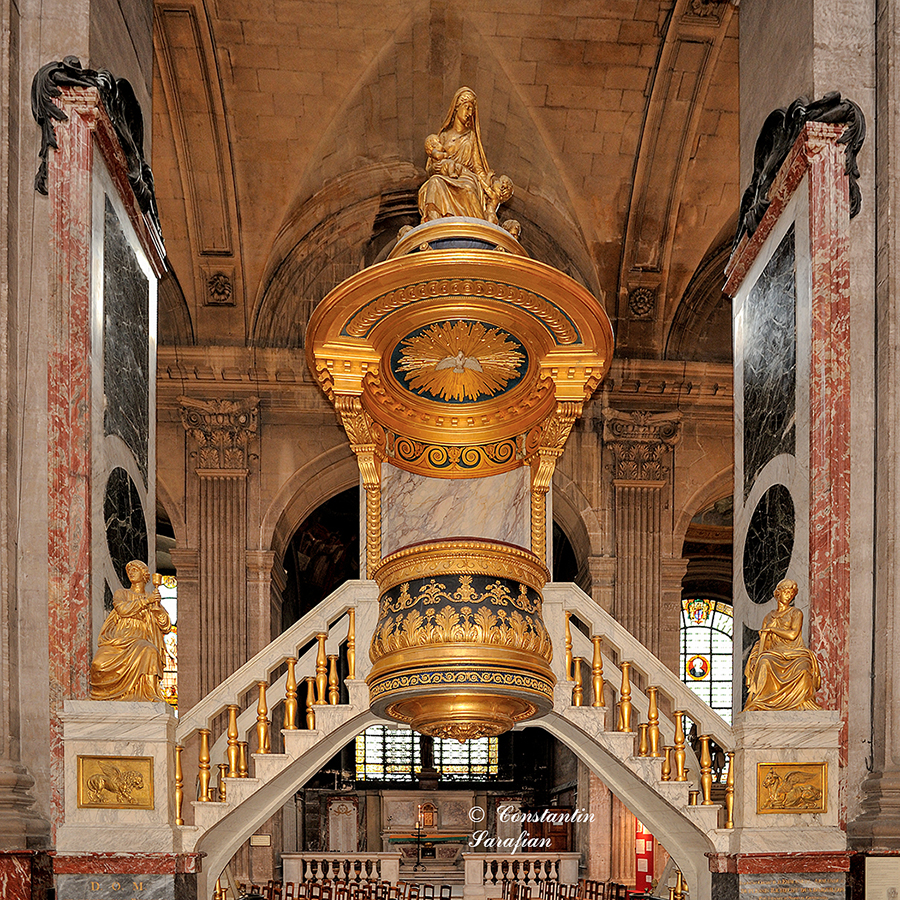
[176,580,733,900]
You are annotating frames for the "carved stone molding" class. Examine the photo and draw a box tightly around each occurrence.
[178,396,259,470]
[603,410,682,481]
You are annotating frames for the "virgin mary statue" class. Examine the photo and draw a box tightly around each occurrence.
[418,87,512,224]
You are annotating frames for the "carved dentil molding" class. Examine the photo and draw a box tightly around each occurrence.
[602,409,682,481]
[178,396,259,470]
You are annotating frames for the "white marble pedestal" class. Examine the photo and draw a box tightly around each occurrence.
[56,699,182,853]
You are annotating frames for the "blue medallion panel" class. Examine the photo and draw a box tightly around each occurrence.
[742,226,796,499]
[390,320,527,403]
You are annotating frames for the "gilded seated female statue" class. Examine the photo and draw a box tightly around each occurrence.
[744,578,821,711]
[418,87,513,224]
[90,559,172,702]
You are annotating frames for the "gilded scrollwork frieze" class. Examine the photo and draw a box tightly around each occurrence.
[371,603,552,663]
[603,409,682,481]
[178,396,259,470]
[345,278,580,345]
[379,574,541,616]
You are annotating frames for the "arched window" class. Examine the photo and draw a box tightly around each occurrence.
[354,725,498,782]
[680,598,733,723]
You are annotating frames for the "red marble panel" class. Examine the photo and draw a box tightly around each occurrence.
[736,852,851,874]
[53,853,203,875]
[47,92,99,836]
[0,853,36,900]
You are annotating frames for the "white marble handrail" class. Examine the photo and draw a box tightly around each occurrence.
[177,579,379,744]
[545,583,734,751]
[282,853,402,885]
[463,853,581,887]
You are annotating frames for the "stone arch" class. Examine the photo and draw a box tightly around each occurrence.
[250,5,604,347]
[260,445,360,567]
[675,465,734,552]
[552,467,603,589]
[156,474,187,549]
[194,711,715,900]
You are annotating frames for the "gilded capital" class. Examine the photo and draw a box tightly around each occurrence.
[178,396,259,470]
[603,409,682,481]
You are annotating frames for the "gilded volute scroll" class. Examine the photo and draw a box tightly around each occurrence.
[744,578,821,711]
[90,560,172,701]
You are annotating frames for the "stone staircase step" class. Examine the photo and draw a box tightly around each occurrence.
[282,729,322,758]
[252,752,291,781]
[191,799,230,829]
[683,805,721,831]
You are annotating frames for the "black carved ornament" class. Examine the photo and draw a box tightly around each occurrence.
[735,91,866,249]
[31,56,160,231]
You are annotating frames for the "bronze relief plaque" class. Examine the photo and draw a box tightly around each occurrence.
[756,762,826,814]
[77,755,154,809]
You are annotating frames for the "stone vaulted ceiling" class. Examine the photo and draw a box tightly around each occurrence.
[151,0,739,360]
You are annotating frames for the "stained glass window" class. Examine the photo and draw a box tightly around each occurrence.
[354,725,498,782]
[680,598,733,723]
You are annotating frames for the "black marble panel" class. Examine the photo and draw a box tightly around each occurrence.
[742,484,794,605]
[103,196,150,488]
[711,872,739,900]
[104,467,148,588]
[103,581,114,612]
[742,226,796,499]
[58,874,175,900]
[738,873,845,900]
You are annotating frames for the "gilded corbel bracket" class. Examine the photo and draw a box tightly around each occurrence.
[335,395,382,576]
[530,401,582,559]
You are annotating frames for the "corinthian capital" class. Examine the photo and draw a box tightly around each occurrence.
[178,396,259,470]
[602,409,682,481]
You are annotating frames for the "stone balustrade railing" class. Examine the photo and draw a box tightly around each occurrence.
[281,853,402,885]
[548,583,734,752]
[463,853,581,889]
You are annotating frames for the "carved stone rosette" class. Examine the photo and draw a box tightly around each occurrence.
[368,540,554,741]
[306,216,613,737]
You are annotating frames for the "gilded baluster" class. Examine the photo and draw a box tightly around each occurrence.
[217,763,228,803]
[673,711,687,782]
[724,751,735,828]
[699,734,714,805]
[688,790,699,805]
[328,654,340,705]
[617,661,633,732]
[256,681,271,754]
[306,676,317,729]
[674,871,687,900]
[591,636,605,707]
[572,657,584,707]
[198,728,212,801]
[661,746,672,782]
[238,741,249,777]
[564,612,573,682]
[647,686,662,757]
[226,704,240,777]
[174,744,184,825]
[637,723,649,757]
[315,633,328,704]
[284,658,299,729]
[214,878,225,900]
[347,607,357,680]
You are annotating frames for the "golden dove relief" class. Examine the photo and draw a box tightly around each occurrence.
[394,320,526,402]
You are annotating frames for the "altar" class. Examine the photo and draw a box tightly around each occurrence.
[381,791,475,880]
